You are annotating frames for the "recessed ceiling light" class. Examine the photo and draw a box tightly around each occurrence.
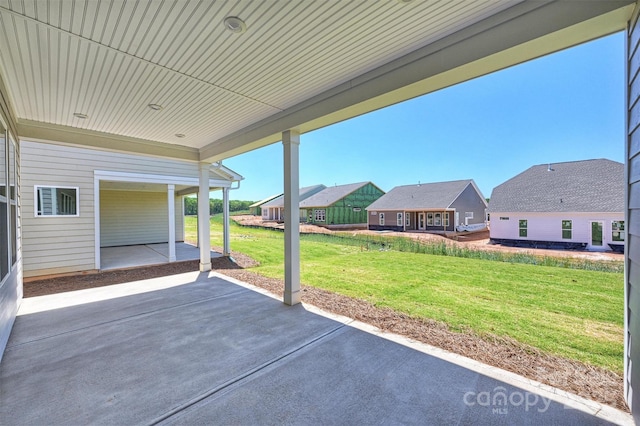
[73,112,88,119]
[224,16,247,34]
[148,103,163,111]
[175,133,186,138]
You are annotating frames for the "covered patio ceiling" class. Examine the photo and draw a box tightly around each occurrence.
[0,0,634,162]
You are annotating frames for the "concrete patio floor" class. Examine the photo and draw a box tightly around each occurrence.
[0,272,632,425]
[100,242,221,270]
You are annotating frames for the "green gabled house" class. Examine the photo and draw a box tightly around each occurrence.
[300,182,385,227]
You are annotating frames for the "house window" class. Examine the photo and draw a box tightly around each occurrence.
[35,186,79,216]
[8,136,16,266]
[0,122,7,282]
[499,217,509,220]
[612,221,625,242]
[314,209,326,222]
[444,212,449,227]
[465,212,474,219]
[519,220,527,237]
[434,213,442,226]
[427,213,434,226]
[562,220,572,239]
[397,212,403,226]
[405,214,410,226]
[379,212,385,226]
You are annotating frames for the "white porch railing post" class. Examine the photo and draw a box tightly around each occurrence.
[168,184,176,262]
[198,163,211,272]
[283,130,301,306]
[223,187,231,257]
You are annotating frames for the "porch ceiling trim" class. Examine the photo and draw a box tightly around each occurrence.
[19,120,200,162]
[94,170,232,188]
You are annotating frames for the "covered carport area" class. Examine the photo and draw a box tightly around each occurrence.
[95,165,242,271]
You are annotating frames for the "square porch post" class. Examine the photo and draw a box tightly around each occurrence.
[198,163,212,272]
[283,130,301,306]
[167,184,176,262]
[222,186,231,257]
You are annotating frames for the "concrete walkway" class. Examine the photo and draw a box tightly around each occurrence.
[100,242,221,270]
[0,273,632,425]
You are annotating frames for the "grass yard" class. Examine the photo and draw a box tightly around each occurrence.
[185,215,624,373]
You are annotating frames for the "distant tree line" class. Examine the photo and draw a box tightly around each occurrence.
[184,197,254,216]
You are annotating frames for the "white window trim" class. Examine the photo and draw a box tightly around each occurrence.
[397,212,403,226]
[314,209,326,222]
[427,212,433,226]
[465,211,474,219]
[379,212,385,226]
[434,212,442,227]
[34,185,80,217]
[562,220,572,240]
[405,214,410,226]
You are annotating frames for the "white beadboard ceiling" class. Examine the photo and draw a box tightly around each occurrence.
[0,0,633,161]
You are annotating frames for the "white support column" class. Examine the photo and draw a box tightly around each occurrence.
[222,186,231,256]
[198,163,212,272]
[283,130,301,306]
[167,184,176,262]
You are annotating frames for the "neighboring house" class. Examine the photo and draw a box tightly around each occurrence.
[366,180,487,233]
[488,159,624,251]
[299,182,385,227]
[261,184,326,221]
[249,193,282,216]
[19,140,242,278]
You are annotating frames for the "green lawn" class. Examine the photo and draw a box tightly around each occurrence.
[186,215,624,373]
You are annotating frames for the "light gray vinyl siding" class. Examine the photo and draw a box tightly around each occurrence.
[449,184,486,225]
[628,7,640,418]
[20,140,201,277]
[100,190,169,247]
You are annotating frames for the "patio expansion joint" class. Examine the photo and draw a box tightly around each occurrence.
[147,322,349,426]
[6,288,249,350]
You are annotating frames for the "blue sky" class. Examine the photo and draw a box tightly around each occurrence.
[223,31,625,202]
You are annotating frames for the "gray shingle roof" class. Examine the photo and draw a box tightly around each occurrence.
[299,182,371,208]
[366,179,475,210]
[261,184,326,208]
[487,159,623,213]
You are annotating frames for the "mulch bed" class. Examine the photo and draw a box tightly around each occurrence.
[23,252,627,412]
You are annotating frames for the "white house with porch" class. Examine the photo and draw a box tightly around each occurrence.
[1,0,640,421]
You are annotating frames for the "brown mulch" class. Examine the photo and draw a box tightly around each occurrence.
[23,252,627,412]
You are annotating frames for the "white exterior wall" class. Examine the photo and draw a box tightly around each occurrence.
[20,140,206,277]
[0,132,20,363]
[100,190,182,247]
[489,212,624,250]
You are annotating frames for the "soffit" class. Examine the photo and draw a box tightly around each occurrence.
[0,0,519,148]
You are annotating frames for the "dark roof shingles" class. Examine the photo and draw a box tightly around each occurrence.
[366,179,473,210]
[487,159,623,213]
